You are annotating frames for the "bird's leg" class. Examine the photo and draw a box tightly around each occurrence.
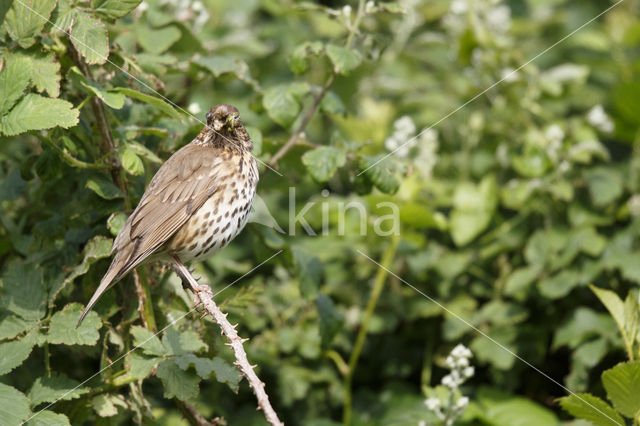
[170,255,213,307]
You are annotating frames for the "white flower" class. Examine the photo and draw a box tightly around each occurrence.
[456,396,470,409]
[545,124,564,145]
[451,344,473,359]
[442,374,455,388]
[450,0,468,14]
[462,366,475,378]
[137,1,149,12]
[365,1,375,13]
[629,194,640,217]
[425,397,441,410]
[188,102,201,114]
[456,356,470,368]
[343,5,352,17]
[445,355,456,369]
[394,115,416,135]
[486,5,511,33]
[587,104,614,133]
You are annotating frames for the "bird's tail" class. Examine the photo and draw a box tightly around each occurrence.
[76,249,130,328]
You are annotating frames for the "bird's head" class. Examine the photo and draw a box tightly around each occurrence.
[206,104,240,132]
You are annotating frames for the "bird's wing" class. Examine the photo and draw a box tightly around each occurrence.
[118,144,228,274]
[77,144,229,327]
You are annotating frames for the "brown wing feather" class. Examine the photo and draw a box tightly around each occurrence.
[113,144,224,278]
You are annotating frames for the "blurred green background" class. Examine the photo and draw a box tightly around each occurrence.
[1,0,639,424]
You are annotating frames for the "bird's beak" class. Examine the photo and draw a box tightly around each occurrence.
[226,113,239,130]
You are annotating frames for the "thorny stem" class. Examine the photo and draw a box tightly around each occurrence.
[343,237,400,425]
[172,258,283,426]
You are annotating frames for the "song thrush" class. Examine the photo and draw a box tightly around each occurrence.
[78,104,259,326]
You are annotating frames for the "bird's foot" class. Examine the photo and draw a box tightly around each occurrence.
[191,283,213,309]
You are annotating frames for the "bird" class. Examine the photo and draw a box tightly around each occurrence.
[77,104,259,326]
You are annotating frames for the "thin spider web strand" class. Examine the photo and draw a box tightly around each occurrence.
[356,249,623,426]
[356,0,625,176]
[23,250,282,423]
[12,0,283,177]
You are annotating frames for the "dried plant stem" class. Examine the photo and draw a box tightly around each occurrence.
[172,258,283,426]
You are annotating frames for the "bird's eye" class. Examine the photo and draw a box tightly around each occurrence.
[206,112,213,123]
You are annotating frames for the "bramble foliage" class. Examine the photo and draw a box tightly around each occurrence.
[1,0,639,425]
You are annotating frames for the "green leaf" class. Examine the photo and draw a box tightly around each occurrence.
[51,0,76,32]
[70,12,109,64]
[7,51,63,98]
[358,155,400,194]
[53,235,112,304]
[4,0,57,48]
[130,325,166,356]
[126,141,162,164]
[26,410,71,426]
[450,175,498,246]
[288,41,323,74]
[538,269,581,299]
[0,316,36,341]
[85,175,124,199]
[161,327,207,355]
[91,394,127,417]
[477,388,559,426]
[320,91,345,114]
[0,330,37,375]
[325,44,362,75]
[126,352,158,379]
[156,359,199,401]
[70,12,109,65]
[590,285,627,348]
[194,56,251,79]
[317,294,344,349]
[107,211,127,237]
[263,84,302,128]
[301,146,346,182]
[292,248,323,300]
[0,383,31,425]
[210,357,241,392]
[559,393,624,426]
[121,147,144,176]
[0,94,79,136]
[114,87,181,119]
[28,374,89,407]
[47,303,101,346]
[602,361,640,418]
[1,262,46,321]
[137,25,181,54]
[584,167,624,208]
[92,0,142,19]
[0,56,31,115]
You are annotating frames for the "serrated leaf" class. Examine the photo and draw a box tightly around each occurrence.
[194,56,251,79]
[156,359,199,401]
[0,316,37,341]
[301,146,346,182]
[86,176,124,199]
[126,352,158,379]
[70,12,109,65]
[0,56,31,115]
[162,328,207,356]
[28,374,89,407]
[91,394,127,417]
[27,53,61,98]
[263,84,301,128]
[358,155,400,194]
[130,325,166,356]
[51,0,75,32]
[47,304,101,346]
[210,357,241,391]
[114,87,181,119]
[121,147,144,176]
[26,410,71,426]
[292,248,323,300]
[0,330,37,375]
[317,294,344,349]
[450,175,498,246]
[559,393,624,426]
[92,0,142,19]
[1,262,46,320]
[137,25,181,54]
[0,383,31,425]
[4,0,57,48]
[0,94,79,136]
[325,44,362,74]
[175,354,216,379]
[602,361,640,418]
[53,235,112,304]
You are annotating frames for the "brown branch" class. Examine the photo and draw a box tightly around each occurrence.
[175,400,226,426]
[268,72,336,167]
[172,260,283,426]
[68,40,131,208]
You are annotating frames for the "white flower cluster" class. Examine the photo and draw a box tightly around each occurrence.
[424,344,474,425]
[587,105,614,133]
[444,0,511,37]
[416,128,439,180]
[158,0,210,31]
[385,115,416,158]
